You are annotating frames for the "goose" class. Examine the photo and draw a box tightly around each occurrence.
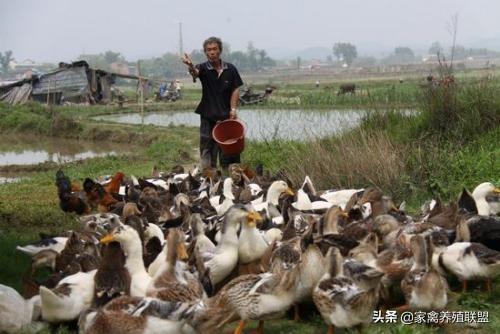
[100,225,152,297]
[0,284,42,333]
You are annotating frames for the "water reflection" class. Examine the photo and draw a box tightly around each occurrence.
[94,109,369,140]
[0,135,130,166]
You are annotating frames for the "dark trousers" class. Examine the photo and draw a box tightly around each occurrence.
[200,117,240,169]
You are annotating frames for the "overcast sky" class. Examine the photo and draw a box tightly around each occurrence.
[1,0,499,62]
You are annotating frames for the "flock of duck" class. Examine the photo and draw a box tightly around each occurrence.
[1,163,499,334]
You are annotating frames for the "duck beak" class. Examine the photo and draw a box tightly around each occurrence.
[391,205,400,212]
[286,187,295,196]
[340,211,349,218]
[493,187,500,194]
[177,243,189,261]
[100,234,115,244]
[247,211,263,227]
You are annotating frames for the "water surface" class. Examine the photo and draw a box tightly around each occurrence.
[94,109,369,141]
[0,135,131,166]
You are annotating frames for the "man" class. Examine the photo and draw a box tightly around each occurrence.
[182,36,243,170]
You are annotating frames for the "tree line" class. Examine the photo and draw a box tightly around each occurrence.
[75,42,276,79]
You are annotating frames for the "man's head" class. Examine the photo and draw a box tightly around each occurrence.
[203,36,223,63]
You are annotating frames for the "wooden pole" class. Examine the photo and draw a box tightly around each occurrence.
[46,79,51,105]
[137,60,144,124]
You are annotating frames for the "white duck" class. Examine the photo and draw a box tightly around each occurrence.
[472,182,500,216]
[434,219,500,293]
[16,236,68,256]
[211,178,235,216]
[238,211,267,264]
[292,188,333,212]
[40,269,96,322]
[0,284,42,333]
[144,222,165,246]
[320,188,364,210]
[251,180,294,215]
[202,205,259,286]
[189,213,216,255]
[100,225,152,297]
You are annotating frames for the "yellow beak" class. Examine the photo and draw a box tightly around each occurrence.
[100,234,115,244]
[286,187,295,196]
[391,205,400,212]
[340,211,349,218]
[493,187,500,194]
[247,211,263,227]
[177,243,189,261]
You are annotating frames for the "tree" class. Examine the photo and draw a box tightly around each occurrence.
[452,45,467,60]
[246,41,259,70]
[0,50,14,74]
[394,46,415,63]
[229,51,248,68]
[428,41,443,55]
[258,49,267,67]
[333,42,357,65]
[103,50,123,64]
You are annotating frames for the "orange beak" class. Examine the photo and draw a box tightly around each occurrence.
[177,242,189,261]
[100,234,115,244]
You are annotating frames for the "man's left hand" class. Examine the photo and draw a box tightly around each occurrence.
[230,109,237,119]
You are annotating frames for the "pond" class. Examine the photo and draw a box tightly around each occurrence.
[0,135,131,166]
[93,109,370,141]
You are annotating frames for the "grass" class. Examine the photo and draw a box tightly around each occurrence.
[243,76,500,210]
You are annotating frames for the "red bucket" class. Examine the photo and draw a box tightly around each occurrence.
[212,119,246,155]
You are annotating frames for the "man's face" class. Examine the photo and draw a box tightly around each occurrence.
[204,43,221,63]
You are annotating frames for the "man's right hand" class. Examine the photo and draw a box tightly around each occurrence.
[182,53,194,67]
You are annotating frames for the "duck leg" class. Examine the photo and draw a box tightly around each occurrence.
[395,304,409,313]
[234,320,245,334]
[327,324,335,334]
[257,320,264,334]
[462,280,468,293]
[485,279,492,294]
[294,304,301,321]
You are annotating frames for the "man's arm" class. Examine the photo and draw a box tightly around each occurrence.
[230,88,239,119]
[181,53,199,80]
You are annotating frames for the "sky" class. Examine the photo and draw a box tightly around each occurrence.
[1,0,500,62]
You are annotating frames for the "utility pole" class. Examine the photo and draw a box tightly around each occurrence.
[179,22,184,57]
